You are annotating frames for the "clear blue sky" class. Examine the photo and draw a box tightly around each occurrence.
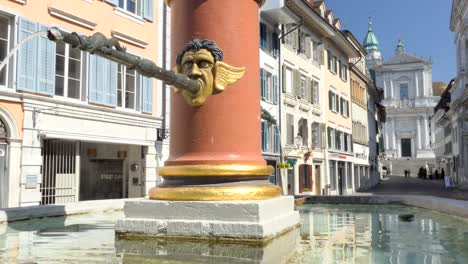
[325,0,455,83]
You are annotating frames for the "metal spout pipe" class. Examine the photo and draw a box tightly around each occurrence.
[47,27,200,95]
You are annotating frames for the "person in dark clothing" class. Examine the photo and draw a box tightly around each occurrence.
[434,169,439,180]
[441,168,445,178]
[418,167,424,179]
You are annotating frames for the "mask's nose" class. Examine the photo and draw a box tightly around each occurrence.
[188,63,202,79]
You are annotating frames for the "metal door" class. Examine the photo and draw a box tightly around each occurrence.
[41,140,78,205]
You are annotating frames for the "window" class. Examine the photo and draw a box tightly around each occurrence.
[55,42,82,99]
[327,127,333,149]
[312,79,319,105]
[327,50,337,73]
[260,22,279,57]
[0,15,11,87]
[335,130,342,151]
[339,62,347,81]
[340,98,349,117]
[261,69,278,103]
[117,65,138,109]
[118,0,143,16]
[298,118,308,147]
[312,41,319,63]
[286,114,294,145]
[284,24,297,48]
[329,91,339,112]
[344,133,349,152]
[299,31,310,57]
[285,67,293,94]
[311,122,321,148]
[400,83,409,100]
[300,75,306,99]
[329,161,336,191]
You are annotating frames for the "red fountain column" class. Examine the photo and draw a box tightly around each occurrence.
[150,0,280,200]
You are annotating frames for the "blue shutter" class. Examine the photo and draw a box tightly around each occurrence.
[142,76,153,113]
[17,17,37,92]
[88,55,117,106]
[108,60,118,106]
[261,121,267,152]
[88,54,103,104]
[37,24,55,95]
[273,75,278,104]
[260,23,266,49]
[260,68,265,99]
[143,0,154,21]
[105,0,118,6]
[274,125,280,153]
[272,32,279,57]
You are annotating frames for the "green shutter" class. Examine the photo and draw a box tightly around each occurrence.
[293,69,300,97]
[17,17,37,92]
[306,77,312,103]
[272,32,279,57]
[328,91,333,111]
[282,64,286,92]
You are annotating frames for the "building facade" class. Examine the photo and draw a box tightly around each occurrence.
[372,39,438,176]
[259,12,282,185]
[0,0,159,207]
[262,0,327,195]
[448,0,468,184]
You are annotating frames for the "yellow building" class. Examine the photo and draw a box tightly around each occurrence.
[0,0,160,207]
[322,10,358,196]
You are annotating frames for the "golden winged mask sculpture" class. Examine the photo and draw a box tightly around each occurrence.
[173,39,245,106]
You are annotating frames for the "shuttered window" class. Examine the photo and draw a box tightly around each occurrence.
[17,18,55,95]
[107,0,154,21]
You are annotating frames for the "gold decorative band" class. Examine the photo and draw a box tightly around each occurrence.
[149,185,282,201]
[165,0,265,7]
[159,164,274,177]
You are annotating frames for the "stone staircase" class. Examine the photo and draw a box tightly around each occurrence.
[382,158,436,177]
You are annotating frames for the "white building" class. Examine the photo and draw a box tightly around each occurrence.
[448,0,468,183]
[372,39,438,175]
[259,10,282,185]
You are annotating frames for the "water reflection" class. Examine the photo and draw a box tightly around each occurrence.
[0,205,467,263]
[293,204,468,264]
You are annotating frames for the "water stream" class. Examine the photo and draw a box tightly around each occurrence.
[0,30,48,74]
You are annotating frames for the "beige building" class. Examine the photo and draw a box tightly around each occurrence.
[0,0,159,207]
[322,12,358,195]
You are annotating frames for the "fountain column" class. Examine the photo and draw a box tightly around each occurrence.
[116,0,299,243]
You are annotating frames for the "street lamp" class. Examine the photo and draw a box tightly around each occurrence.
[294,134,303,149]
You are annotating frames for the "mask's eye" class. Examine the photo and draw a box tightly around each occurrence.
[199,61,212,69]
[183,61,193,70]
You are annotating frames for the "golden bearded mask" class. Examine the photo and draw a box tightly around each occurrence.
[173,41,245,106]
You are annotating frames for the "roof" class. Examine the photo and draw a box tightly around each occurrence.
[363,21,379,52]
[434,79,454,113]
[384,52,429,65]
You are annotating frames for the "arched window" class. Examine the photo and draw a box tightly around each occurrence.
[0,118,7,140]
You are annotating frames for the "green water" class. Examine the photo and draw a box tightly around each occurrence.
[0,204,467,263]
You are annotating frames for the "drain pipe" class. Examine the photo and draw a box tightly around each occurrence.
[161,2,168,139]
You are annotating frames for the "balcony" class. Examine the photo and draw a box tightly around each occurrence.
[260,0,296,24]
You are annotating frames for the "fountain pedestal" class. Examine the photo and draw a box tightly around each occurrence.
[116,196,299,241]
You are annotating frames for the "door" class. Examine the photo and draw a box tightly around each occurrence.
[0,144,7,208]
[401,138,412,157]
[338,162,344,195]
[315,165,321,195]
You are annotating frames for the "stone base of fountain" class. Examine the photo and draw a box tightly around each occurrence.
[115,196,299,243]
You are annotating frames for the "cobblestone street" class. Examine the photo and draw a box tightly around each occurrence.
[358,176,468,201]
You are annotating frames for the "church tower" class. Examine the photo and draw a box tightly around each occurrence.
[363,18,383,71]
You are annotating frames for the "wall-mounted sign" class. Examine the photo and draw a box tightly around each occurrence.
[277,163,291,169]
[25,175,38,189]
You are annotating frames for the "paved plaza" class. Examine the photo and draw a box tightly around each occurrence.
[358,176,468,201]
